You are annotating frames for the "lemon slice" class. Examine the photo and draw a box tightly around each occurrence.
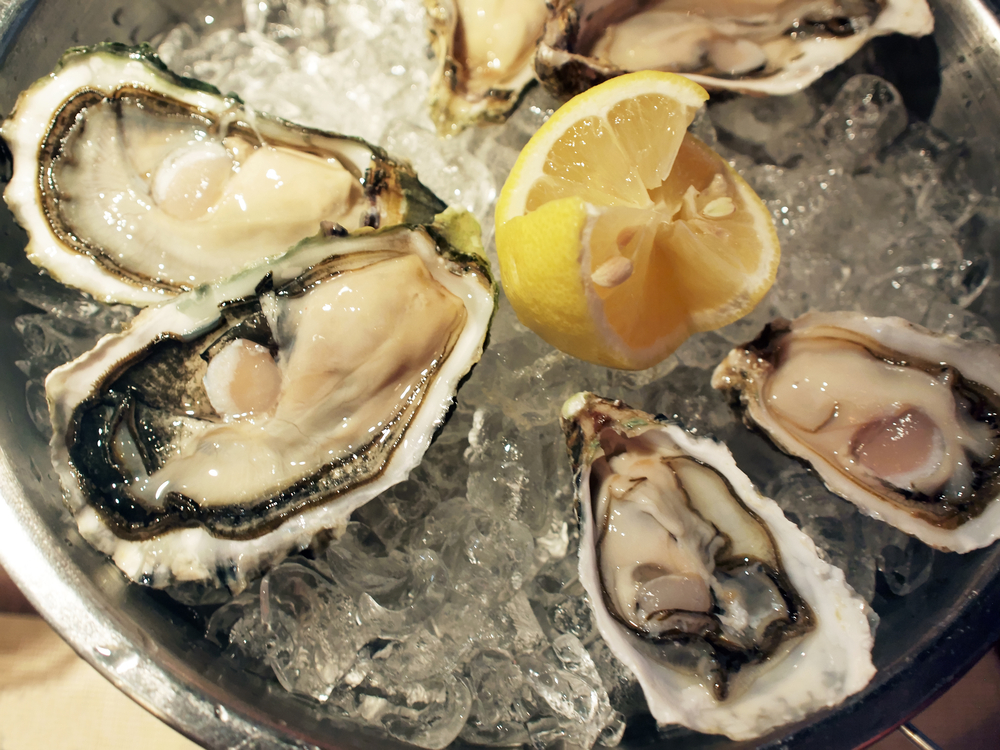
[495,71,780,370]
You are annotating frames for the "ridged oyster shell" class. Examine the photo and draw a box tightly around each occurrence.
[1,43,446,305]
[46,215,496,595]
[423,0,548,133]
[712,311,1000,553]
[560,392,875,740]
[535,0,934,99]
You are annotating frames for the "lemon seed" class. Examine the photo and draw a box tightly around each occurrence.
[591,256,634,288]
[703,197,735,218]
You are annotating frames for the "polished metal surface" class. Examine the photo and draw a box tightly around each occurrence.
[898,723,943,750]
[1,2,1000,749]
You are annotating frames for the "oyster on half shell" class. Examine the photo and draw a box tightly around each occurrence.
[423,0,548,133]
[2,43,445,306]
[561,392,874,740]
[45,214,496,595]
[712,312,1000,553]
[535,0,934,98]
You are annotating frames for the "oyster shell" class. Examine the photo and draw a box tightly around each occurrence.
[561,392,875,740]
[2,43,445,306]
[712,312,1000,553]
[46,214,496,594]
[535,0,934,98]
[423,0,548,133]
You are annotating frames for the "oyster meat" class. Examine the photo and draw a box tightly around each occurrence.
[536,0,934,98]
[712,312,1000,553]
[424,0,548,133]
[561,392,875,740]
[46,215,496,594]
[2,43,445,305]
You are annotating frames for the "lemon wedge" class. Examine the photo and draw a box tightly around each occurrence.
[495,71,779,370]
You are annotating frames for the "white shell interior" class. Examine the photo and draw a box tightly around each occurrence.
[712,311,1000,553]
[1,49,380,305]
[563,393,875,740]
[46,226,495,591]
[424,0,546,131]
[548,0,933,95]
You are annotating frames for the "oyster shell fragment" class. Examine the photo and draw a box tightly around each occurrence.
[46,217,496,593]
[536,0,934,98]
[712,312,1000,553]
[2,43,445,305]
[561,392,875,740]
[424,0,548,133]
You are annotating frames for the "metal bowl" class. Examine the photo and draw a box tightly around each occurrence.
[1,1,1000,748]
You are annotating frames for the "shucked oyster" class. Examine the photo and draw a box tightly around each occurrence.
[536,0,934,98]
[424,0,548,133]
[561,393,874,740]
[46,215,496,594]
[2,43,445,306]
[712,312,1000,553]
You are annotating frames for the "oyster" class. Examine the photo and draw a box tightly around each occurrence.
[46,214,496,594]
[561,392,875,740]
[424,0,548,133]
[535,0,934,98]
[712,312,1000,553]
[1,43,445,306]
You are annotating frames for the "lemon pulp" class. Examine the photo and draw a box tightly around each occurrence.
[495,72,779,370]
